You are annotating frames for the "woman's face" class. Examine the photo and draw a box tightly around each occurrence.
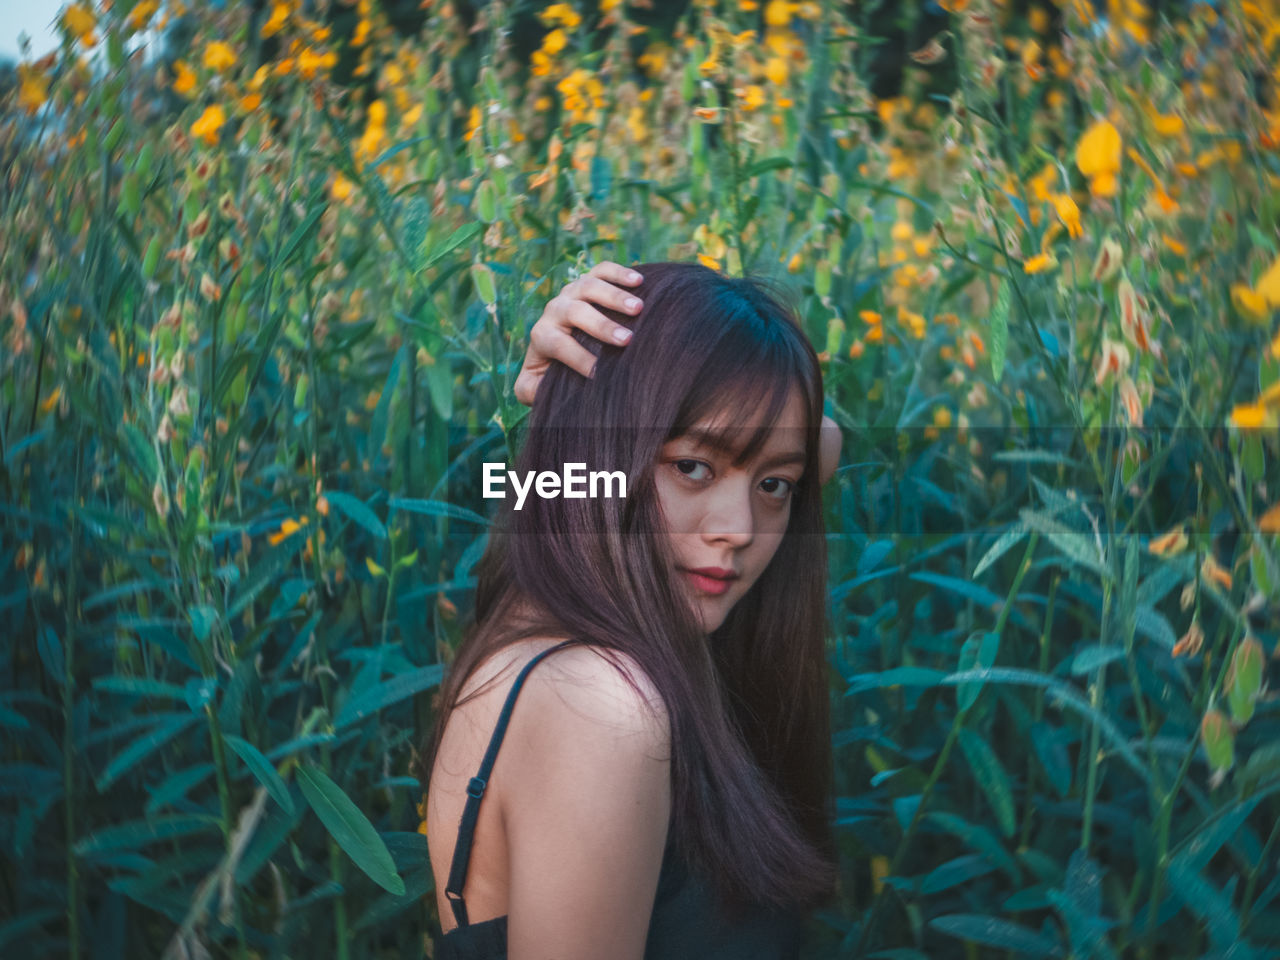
[654,387,808,634]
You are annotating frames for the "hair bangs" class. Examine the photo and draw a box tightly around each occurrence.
[672,321,811,468]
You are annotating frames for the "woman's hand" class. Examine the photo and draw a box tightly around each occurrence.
[512,260,643,407]
[515,260,842,486]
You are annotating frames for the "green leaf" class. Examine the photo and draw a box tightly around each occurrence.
[972,522,1029,579]
[941,668,1146,779]
[388,496,488,526]
[1226,637,1264,726]
[1019,508,1112,582]
[845,667,948,694]
[278,203,327,267]
[1166,861,1241,949]
[98,714,200,791]
[989,279,1011,384]
[296,764,405,895]
[75,814,218,856]
[958,728,1017,837]
[92,677,187,700]
[930,914,1061,957]
[325,491,388,540]
[226,735,295,814]
[926,812,1020,880]
[471,263,497,305]
[1070,645,1124,676]
[957,631,1000,713]
[423,223,484,271]
[921,855,998,895]
[334,664,445,731]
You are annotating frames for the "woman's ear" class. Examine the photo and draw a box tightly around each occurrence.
[819,414,841,486]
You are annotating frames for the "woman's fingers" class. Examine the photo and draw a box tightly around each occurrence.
[514,263,646,407]
[555,289,637,344]
[587,260,645,288]
[818,415,842,487]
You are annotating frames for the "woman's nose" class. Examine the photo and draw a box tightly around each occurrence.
[701,481,754,548]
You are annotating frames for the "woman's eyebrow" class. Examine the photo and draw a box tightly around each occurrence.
[677,428,805,469]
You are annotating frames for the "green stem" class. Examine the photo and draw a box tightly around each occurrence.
[855,531,1039,953]
[206,704,248,960]
[63,432,84,960]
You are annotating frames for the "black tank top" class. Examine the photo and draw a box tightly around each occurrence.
[432,640,807,960]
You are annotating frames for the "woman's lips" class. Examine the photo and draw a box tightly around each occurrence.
[681,568,738,596]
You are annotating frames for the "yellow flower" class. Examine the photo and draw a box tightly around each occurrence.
[542,28,568,56]
[1051,193,1082,239]
[464,104,482,142]
[860,310,882,325]
[17,63,49,115]
[1023,253,1057,274]
[1230,402,1269,429]
[191,104,227,146]
[262,2,290,38]
[738,85,766,111]
[1256,253,1280,307]
[539,3,582,30]
[764,57,788,86]
[765,0,795,26]
[297,47,337,80]
[239,92,262,112]
[932,406,952,429]
[62,4,97,46]
[330,173,354,202]
[203,41,237,73]
[126,0,160,33]
[1232,285,1271,324]
[1076,119,1122,196]
[172,59,197,96]
[1150,111,1185,136]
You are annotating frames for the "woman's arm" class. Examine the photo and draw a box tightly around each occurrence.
[500,646,672,960]
[515,261,843,485]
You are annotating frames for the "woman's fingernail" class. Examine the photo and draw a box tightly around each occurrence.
[613,328,633,343]
[628,271,642,282]
[625,297,641,310]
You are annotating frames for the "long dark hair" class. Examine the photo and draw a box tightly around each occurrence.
[419,261,837,915]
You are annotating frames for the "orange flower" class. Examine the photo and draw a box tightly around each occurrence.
[1259,501,1280,534]
[1092,238,1123,283]
[1148,526,1189,556]
[1201,554,1232,591]
[1118,375,1144,427]
[1172,620,1204,658]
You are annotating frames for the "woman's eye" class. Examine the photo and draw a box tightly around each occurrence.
[760,477,795,501]
[674,459,712,482]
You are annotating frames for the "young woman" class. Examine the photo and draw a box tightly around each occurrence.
[420,261,843,960]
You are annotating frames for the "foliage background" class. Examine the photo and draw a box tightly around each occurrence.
[2,0,1280,957]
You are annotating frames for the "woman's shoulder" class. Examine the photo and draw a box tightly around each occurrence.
[489,637,670,752]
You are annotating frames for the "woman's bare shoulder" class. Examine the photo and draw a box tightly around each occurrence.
[503,637,670,753]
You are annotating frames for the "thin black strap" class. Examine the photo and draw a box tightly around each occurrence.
[444,639,582,928]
